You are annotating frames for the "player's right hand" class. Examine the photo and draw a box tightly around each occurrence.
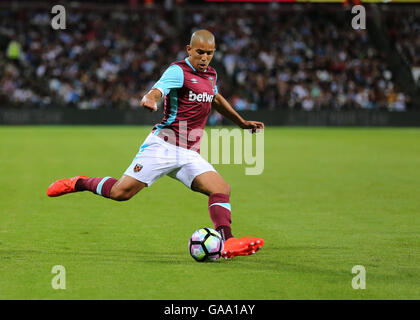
[140,96,158,112]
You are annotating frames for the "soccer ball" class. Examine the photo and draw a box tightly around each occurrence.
[189,228,224,262]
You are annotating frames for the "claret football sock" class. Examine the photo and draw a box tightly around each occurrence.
[216,225,233,242]
[208,193,233,241]
[75,177,118,198]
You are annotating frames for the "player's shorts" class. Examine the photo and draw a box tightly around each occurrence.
[123,133,217,188]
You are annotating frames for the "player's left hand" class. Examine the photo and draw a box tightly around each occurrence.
[240,120,265,133]
[140,95,158,112]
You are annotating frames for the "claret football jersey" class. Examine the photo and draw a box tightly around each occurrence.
[151,58,218,152]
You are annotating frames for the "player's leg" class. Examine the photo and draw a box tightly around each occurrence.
[190,171,231,196]
[76,175,146,201]
[108,175,146,201]
[171,156,264,259]
[47,133,166,201]
[192,171,263,258]
[190,171,233,240]
[47,174,146,201]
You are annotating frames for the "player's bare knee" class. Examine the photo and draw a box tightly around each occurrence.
[210,183,230,197]
[111,188,133,201]
[225,183,231,197]
[115,192,132,201]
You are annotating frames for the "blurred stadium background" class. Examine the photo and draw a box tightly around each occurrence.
[0,0,420,125]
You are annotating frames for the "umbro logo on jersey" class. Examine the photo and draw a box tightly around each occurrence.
[188,90,214,103]
[190,78,198,84]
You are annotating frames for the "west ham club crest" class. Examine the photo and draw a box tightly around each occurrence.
[133,164,143,173]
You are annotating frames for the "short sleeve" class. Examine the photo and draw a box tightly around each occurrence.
[214,72,218,95]
[152,64,184,97]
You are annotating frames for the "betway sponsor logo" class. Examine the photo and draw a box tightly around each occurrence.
[188,90,214,103]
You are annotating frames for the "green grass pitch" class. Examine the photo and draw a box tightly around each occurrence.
[0,126,419,300]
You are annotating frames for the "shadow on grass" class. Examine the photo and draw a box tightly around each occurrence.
[0,244,357,276]
[0,248,220,265]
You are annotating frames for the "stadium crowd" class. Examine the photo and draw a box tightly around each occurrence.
[0,4,414,112]
[0,8,179,109]
[385,10,420,87]
[186,7,410,112]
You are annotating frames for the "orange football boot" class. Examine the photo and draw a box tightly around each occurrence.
[47,175,88,197]
[222,236,264,259]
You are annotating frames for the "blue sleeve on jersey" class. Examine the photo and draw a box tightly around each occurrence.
[214,72,218,95]
[152,64,184,96]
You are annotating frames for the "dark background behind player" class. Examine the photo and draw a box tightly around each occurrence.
[0,0,419,125]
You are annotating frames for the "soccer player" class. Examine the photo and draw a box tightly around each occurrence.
[47,30,264,259]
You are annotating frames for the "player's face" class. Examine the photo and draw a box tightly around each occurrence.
[187,40,216,72]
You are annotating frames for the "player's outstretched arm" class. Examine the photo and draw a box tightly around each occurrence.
[212,93,264,133]
[140,89,162,112]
